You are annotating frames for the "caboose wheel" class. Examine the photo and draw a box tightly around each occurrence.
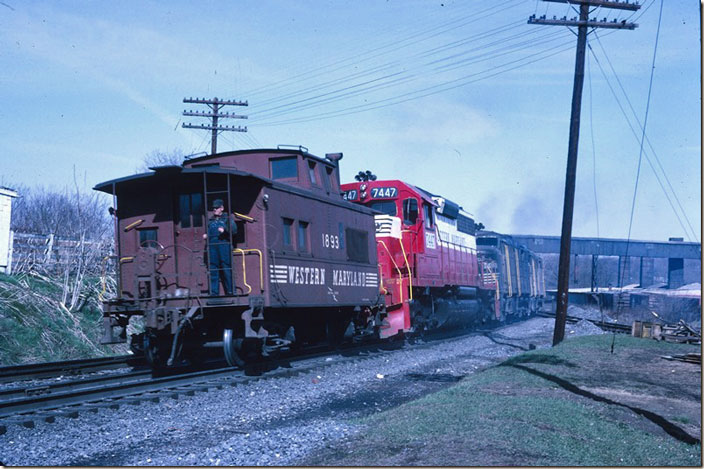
[223,329,245,367]
[144,332,169,369]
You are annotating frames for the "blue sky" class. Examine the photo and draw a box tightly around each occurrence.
[0,0,700,242]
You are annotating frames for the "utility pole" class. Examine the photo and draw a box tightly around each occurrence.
[182,97,248,154]
[528,0,639,346]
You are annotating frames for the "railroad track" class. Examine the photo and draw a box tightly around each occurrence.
[536,311,632,334]
[0,315,559,435]
[0,355,142,384]
[0,338,414,435]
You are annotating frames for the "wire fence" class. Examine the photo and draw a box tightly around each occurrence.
[11,232,114,276]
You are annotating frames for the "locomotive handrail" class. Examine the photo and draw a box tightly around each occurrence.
[397,235,413,301]
[377,263,388,295]
[377,240,404,303]
[233,248,264,294]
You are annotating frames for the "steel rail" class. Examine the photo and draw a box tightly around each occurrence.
[536,311,632,334]
[0,355,141,384]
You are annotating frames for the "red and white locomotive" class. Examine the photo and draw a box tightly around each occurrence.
[95,147,544,368]
[341,176,545,338]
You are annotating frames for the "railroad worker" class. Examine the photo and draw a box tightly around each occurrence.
[204,198,237,296]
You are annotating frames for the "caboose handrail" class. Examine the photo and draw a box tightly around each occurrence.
[233,248,264,294]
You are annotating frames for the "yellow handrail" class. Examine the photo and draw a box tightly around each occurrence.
[123,219,144,232]
[377,263,388,295]
[514,247,521,296]
[503,244,513,297]
[377,240,404,302]
[233,248,264,293]
[397,237,413,301]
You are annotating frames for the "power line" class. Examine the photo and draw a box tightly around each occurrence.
[587,43,697,243]
[619,0,665,290]
[592,31,699,243]
[252,38,576,127]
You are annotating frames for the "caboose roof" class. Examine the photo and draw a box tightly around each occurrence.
[93,165,271,193]
[183,148,337,168]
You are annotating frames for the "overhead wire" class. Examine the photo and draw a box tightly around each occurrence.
[586,44,600,239]
[593,31,699,243]
[242,1,524,101]
[249,19,549,119]
[619,0,665,289]
[249,28,574,123]
[253,38,576,127]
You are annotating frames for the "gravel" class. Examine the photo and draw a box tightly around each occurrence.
[0,317,597,466]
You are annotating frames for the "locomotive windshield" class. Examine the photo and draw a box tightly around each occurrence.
[369,200,397,216]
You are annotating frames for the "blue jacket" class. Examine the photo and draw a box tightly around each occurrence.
[207,214,237,244]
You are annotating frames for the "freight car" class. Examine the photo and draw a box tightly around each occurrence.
[96,147,383,367]
[340,179,545,338]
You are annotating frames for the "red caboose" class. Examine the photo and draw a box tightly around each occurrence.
[95,147,383,367]
[341,179,497,338]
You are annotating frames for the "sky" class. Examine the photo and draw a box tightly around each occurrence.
[0,0,700,243]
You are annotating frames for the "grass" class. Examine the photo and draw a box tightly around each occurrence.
[307,334,701,466]
[0,272,126,365]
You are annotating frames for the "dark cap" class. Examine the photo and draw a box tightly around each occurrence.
[212,199,224,209]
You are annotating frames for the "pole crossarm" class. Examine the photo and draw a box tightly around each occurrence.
[182,111,248,119]
[528,16,637,29]
[182,123,248,132]
[183,97,248,106]
[540,0,641,10]
[182,96,249,154]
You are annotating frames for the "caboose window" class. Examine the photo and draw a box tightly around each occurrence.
[178,193,204,228]
[345,228,369,263]
[271,157,298,179]
[138,228,158,247]
[402,198,418,225]
[322,167,332,193]
[369,201,397,216]
[308,161,317,185]
[282,218,294,247]
[298,221,309,252]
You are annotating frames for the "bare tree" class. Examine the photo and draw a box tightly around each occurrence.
[137,148,187,172]
[11,184,111,240]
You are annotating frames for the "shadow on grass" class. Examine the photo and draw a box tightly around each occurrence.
[506,363,701,445]
[502,354,579,368]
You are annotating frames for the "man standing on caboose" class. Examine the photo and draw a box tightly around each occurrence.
[205,198,237,296]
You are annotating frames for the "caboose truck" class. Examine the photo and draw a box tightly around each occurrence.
[95,147,384,368]
[340,179,545,337]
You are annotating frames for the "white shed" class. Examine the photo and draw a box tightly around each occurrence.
[0,187,19,274]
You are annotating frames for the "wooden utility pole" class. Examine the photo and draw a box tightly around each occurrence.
[528,0,639,346]
[182,97,248,154]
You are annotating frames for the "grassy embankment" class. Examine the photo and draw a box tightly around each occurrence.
[0,272,126,365]
[306,334,702,466]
